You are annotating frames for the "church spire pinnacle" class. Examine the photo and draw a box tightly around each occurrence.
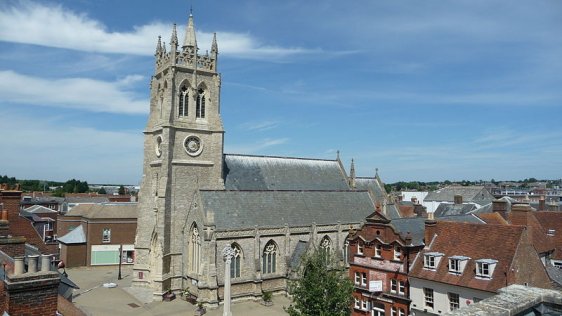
[171,23,178,44]
[349,159,356,189]
[183,12,197,49]
[155,36,162,55]
[211,32,218,54]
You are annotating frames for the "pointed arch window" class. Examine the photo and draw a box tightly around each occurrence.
[178,85,188,117]
[320,235,331,259]
[189,224,201,274]
[196,88,205,118]
[230,243,242,278]
[262,241,277,274]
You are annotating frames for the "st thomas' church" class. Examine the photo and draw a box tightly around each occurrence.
[132,13,400,304]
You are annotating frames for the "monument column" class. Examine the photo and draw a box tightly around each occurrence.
[222,246,235,316]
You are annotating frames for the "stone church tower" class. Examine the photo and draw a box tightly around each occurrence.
[133,13,224,296]
[132,12,396,306]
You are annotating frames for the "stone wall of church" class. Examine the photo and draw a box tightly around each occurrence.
[203,222,362,304]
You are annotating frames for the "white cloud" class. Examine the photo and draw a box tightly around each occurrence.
[0,70,147,114]
[239,120,280,131]
[225,138,289,154]
[0,1,313,60]
[0,111,142,184]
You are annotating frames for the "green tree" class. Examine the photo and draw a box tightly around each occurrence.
[118,185,126,195]
[285,250,353,316]
[98,187,107,194]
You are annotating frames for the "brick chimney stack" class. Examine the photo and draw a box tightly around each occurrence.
[424,214,437,247]
[492,199,508,220]
[414,202,427,218]
[1,255,60,315]
[0,190,26,258]
[539,196,545,211]
[454,195,463,205]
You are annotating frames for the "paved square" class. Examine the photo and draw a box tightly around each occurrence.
[67,265,291,315]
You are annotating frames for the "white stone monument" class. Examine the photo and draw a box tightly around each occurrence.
[222,246,235,316]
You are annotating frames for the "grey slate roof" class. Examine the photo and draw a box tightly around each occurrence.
[434,203,477,217]
[389,214,485,247]
[546,266,562,288]
[290,240,309,269]
[425,186,494,205]
[470,196,516,214]
[22,205,58,214]
[58,225,86,244]
[200,190,375,230]
[223,154,350,191]
[390,217,426,246]
[355,177,386,202]
[385,204,402,220]
[355,176,401,219]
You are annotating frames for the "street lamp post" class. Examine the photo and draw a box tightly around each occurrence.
[118,244,123,280]
[222,246,235,316]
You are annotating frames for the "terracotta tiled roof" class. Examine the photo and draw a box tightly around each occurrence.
[478,212,508,225]
[398,204,416,218]
[410,221,526,293]
[534,211,562,260]
[508,206,554,255]
[66,203,137,219]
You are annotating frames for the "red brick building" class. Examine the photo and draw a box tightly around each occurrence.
[0,188,58,256]
[0,186,84,315]
[348,211,424,316]
[409,218,551,315]
[57,203,137,267]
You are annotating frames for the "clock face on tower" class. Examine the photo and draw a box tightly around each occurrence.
[184,135,203,156]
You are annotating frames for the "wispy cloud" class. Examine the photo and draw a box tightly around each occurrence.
[0,70,147,114]
[0,1,315,60]
[239,120,280,131]
[225,138,289,154]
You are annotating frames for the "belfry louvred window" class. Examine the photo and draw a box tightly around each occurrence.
[196,88,205,118]
[178,85,188,117]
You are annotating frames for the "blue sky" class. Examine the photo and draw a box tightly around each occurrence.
[0,0,561,185]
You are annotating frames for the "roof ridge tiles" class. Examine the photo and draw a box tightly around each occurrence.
[224,153,336,162]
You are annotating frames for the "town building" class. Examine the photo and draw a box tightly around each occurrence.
[409,218,551,315]
[347,211,425,316]
[0,186,82,315]
[423,186,494,213]
[57,203,137,267]
[0,188,58,256]
[446,284,562,315]
[132,13,395,304]
[21,204,58,243]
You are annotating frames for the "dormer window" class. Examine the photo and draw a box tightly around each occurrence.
[448,256,470,274]
[357,242,364,255]
[424,252,444,270]
[394,245,402,261]
[475,259,497,279]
